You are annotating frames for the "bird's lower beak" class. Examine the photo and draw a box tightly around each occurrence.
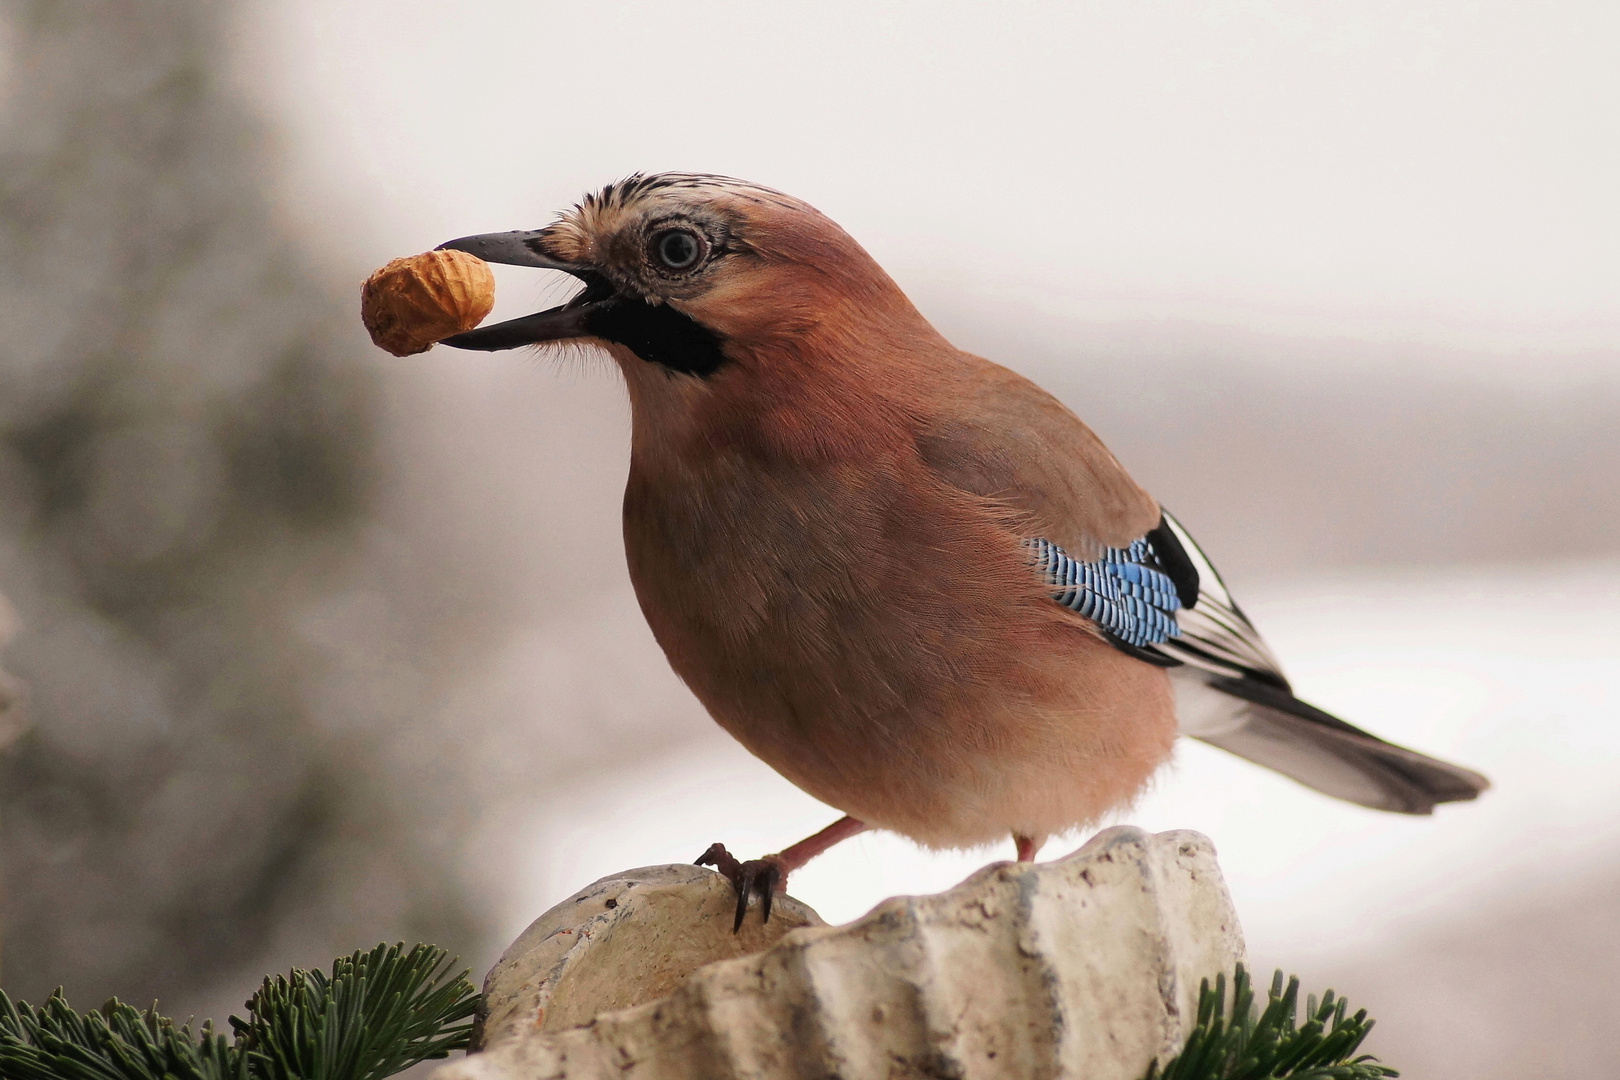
[433,230,604,352]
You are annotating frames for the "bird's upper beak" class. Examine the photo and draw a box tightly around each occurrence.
[434,230,605,351]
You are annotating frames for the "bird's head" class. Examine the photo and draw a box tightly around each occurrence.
[436,174,939,382]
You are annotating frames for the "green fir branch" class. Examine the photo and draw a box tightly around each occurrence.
[0,944,477,1080]
[233,944,479,1080]
[1145,964,1398,1080]
[0,991,243,1080]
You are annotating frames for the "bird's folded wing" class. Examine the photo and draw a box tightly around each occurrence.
[915,355,1164,553]
[916,356,1282,678]
[912,364,1488,812]
[1024,533,1183,660]
[1017,509,1277,679]
[1140,512,1287,684]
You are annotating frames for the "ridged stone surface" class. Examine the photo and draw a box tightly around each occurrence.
[440,826,1244,1080]
[475,863,826,1044]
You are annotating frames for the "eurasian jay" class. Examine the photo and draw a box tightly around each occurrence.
[436,174,1488,928]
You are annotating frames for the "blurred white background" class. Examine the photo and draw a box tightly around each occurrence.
[248,1,1620,343]
[3,2,1617,1077]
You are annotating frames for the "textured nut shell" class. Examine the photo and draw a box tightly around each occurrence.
[360,250,495,356]
[439,827,1245,1080]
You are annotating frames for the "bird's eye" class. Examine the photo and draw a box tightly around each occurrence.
[652,229,705,272]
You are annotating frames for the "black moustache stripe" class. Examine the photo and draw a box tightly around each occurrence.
[585,297,728,378]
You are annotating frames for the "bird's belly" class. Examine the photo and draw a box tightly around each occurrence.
[624,478,1176,848]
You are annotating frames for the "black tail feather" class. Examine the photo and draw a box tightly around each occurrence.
[1196,676,1489,814]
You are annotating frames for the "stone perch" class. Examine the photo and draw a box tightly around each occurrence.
[437,827,1244,1080]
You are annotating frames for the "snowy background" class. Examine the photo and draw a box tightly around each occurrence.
[2,3,1616,1077]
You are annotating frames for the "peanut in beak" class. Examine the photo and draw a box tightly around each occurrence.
[360,249,495,357]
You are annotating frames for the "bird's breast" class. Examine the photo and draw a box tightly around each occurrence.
[619,443,1176,847]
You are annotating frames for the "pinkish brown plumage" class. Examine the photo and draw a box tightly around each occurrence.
[428,173,1487,928]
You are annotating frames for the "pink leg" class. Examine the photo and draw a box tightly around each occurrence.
[774,815,870,872]
[1014,833,1044,862]
[697,815,869,931]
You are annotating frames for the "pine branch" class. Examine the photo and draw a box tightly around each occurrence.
[233,944,479,1080]
[0,990,242,1080]
[0,944,477,1080]
[1145,965,1398,1080]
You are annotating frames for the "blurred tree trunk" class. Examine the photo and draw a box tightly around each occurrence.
[0,0,478,1009]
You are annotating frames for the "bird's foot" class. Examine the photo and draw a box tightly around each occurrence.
[695,842,786,931]
[694,817,868,933]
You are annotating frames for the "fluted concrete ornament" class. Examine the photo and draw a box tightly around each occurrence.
[442,827,1244,1080]
[475,863,826,1043]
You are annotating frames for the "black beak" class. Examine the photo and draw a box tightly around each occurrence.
[434,231,604,352]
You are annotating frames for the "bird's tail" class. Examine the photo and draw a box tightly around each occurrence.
[1174,671,1489,814]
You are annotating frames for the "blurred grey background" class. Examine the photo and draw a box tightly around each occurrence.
[0,1,1616,1077]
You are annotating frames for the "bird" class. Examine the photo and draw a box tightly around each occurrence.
[434,173,1488,930]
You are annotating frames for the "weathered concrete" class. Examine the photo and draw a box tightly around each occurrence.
[442,827,1245,1080]
[475,863,825,1045]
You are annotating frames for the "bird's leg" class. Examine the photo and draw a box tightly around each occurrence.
[1014,833,1045,862]
[696,815,868,931]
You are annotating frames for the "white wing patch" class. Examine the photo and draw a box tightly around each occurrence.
[1150,512,1287,684]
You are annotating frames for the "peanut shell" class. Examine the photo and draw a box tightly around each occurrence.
[361,249,496,356]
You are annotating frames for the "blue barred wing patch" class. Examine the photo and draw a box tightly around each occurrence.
[1025,537,1182,648]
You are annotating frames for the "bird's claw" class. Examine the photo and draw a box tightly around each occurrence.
[695,842,784,931]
